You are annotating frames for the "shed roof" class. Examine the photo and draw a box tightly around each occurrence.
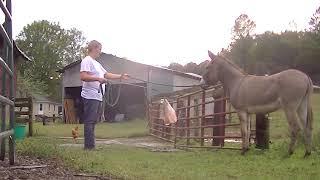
[58,53,202,80]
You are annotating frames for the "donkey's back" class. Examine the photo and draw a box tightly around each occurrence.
[234,69,312,113]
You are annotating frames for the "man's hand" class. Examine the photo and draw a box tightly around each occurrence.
[98,77,108,84]
[121,73,130,80]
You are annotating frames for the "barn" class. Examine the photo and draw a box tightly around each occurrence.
[58,53,202,123]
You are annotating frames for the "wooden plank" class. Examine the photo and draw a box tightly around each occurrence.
[15,111,29,115]
[0,94,13,106]
[0,57,13,77]
[15,117,28,123]
[0,24,12,48]
[14,103,31,107]
[0,129,13,139]
[15,97,31,102]
[10,165,48,169]
[0,1,12,21]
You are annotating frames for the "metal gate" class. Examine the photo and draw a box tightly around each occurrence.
[0,0,15,165]
[148,85,257,150]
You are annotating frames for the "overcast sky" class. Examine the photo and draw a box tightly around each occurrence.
[11,0,319,66]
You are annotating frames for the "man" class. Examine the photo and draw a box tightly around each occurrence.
[80,40,129,150]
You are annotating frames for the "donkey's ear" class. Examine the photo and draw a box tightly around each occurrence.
[208,50,216,60]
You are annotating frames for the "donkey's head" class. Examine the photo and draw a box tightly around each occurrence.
[201,50,221,86]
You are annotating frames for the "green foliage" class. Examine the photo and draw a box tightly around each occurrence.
[15,20,87,100]
[309,6,320,33]
[16,71,47,96]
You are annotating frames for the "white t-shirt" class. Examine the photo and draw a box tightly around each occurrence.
[80,56,107,101]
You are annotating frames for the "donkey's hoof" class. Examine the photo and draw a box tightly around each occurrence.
[304,151,311,158]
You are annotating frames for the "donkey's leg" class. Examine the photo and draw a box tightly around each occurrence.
[283,108,300,155]
[297,98,312,157]
[238,111,249,154]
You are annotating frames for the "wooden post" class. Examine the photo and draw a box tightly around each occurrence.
[193,99,199,137]
[42,115,46,126]
[53,114,56,123]
[212,97,226,146]
[201,90,205,146]
[149,100,152,135]
[28,97,33,136]
[255,113,270,149]
[186,96,191,146]
[174,97,180,148]
[157,103,161,137]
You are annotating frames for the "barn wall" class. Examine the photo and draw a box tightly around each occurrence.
[62,64,82,88]
[148,68,173,97]
[173,75,201,92]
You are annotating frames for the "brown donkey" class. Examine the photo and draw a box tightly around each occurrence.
[201,51,313,157]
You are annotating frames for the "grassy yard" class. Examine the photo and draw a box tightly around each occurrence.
[16,94,320,180]
[32,118,149,139]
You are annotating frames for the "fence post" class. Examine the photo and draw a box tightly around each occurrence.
[255,113,270,149]
[149,100,152,135]
[201,90,205,146]
[174,97,180,148]
[186,96,191,146]
[212,97,226,146]
[28,97,33,136]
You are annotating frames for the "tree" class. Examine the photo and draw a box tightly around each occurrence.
[16,20,87,100]
[184,62,198,74]
[168,63,185,72]
[309,6,320,33]
[229,14,256,72]
[232,14,256,40]
[63,28,87,65]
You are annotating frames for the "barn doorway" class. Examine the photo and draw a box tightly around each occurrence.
[63,83,147,123]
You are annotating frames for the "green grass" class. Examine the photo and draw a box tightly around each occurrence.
[17,137,320,180]
[15,94,320,180]
[32,118,148,139]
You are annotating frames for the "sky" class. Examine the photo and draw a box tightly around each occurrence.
[9,0,320,66]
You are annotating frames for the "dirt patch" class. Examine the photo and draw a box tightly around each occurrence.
[60,136,179,152]
[0,155,112,180]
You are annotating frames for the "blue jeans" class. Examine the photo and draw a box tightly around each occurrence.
[82,98,102,149]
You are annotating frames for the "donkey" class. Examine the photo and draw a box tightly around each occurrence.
[201,51,313,157]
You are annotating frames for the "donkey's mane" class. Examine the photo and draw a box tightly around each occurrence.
[218,55,248,75]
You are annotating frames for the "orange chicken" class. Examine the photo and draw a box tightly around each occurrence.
[72,126,79,143]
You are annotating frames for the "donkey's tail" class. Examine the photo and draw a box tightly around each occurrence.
[306,77,314,130]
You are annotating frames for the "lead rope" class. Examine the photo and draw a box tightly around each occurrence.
[99,81,122,122]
